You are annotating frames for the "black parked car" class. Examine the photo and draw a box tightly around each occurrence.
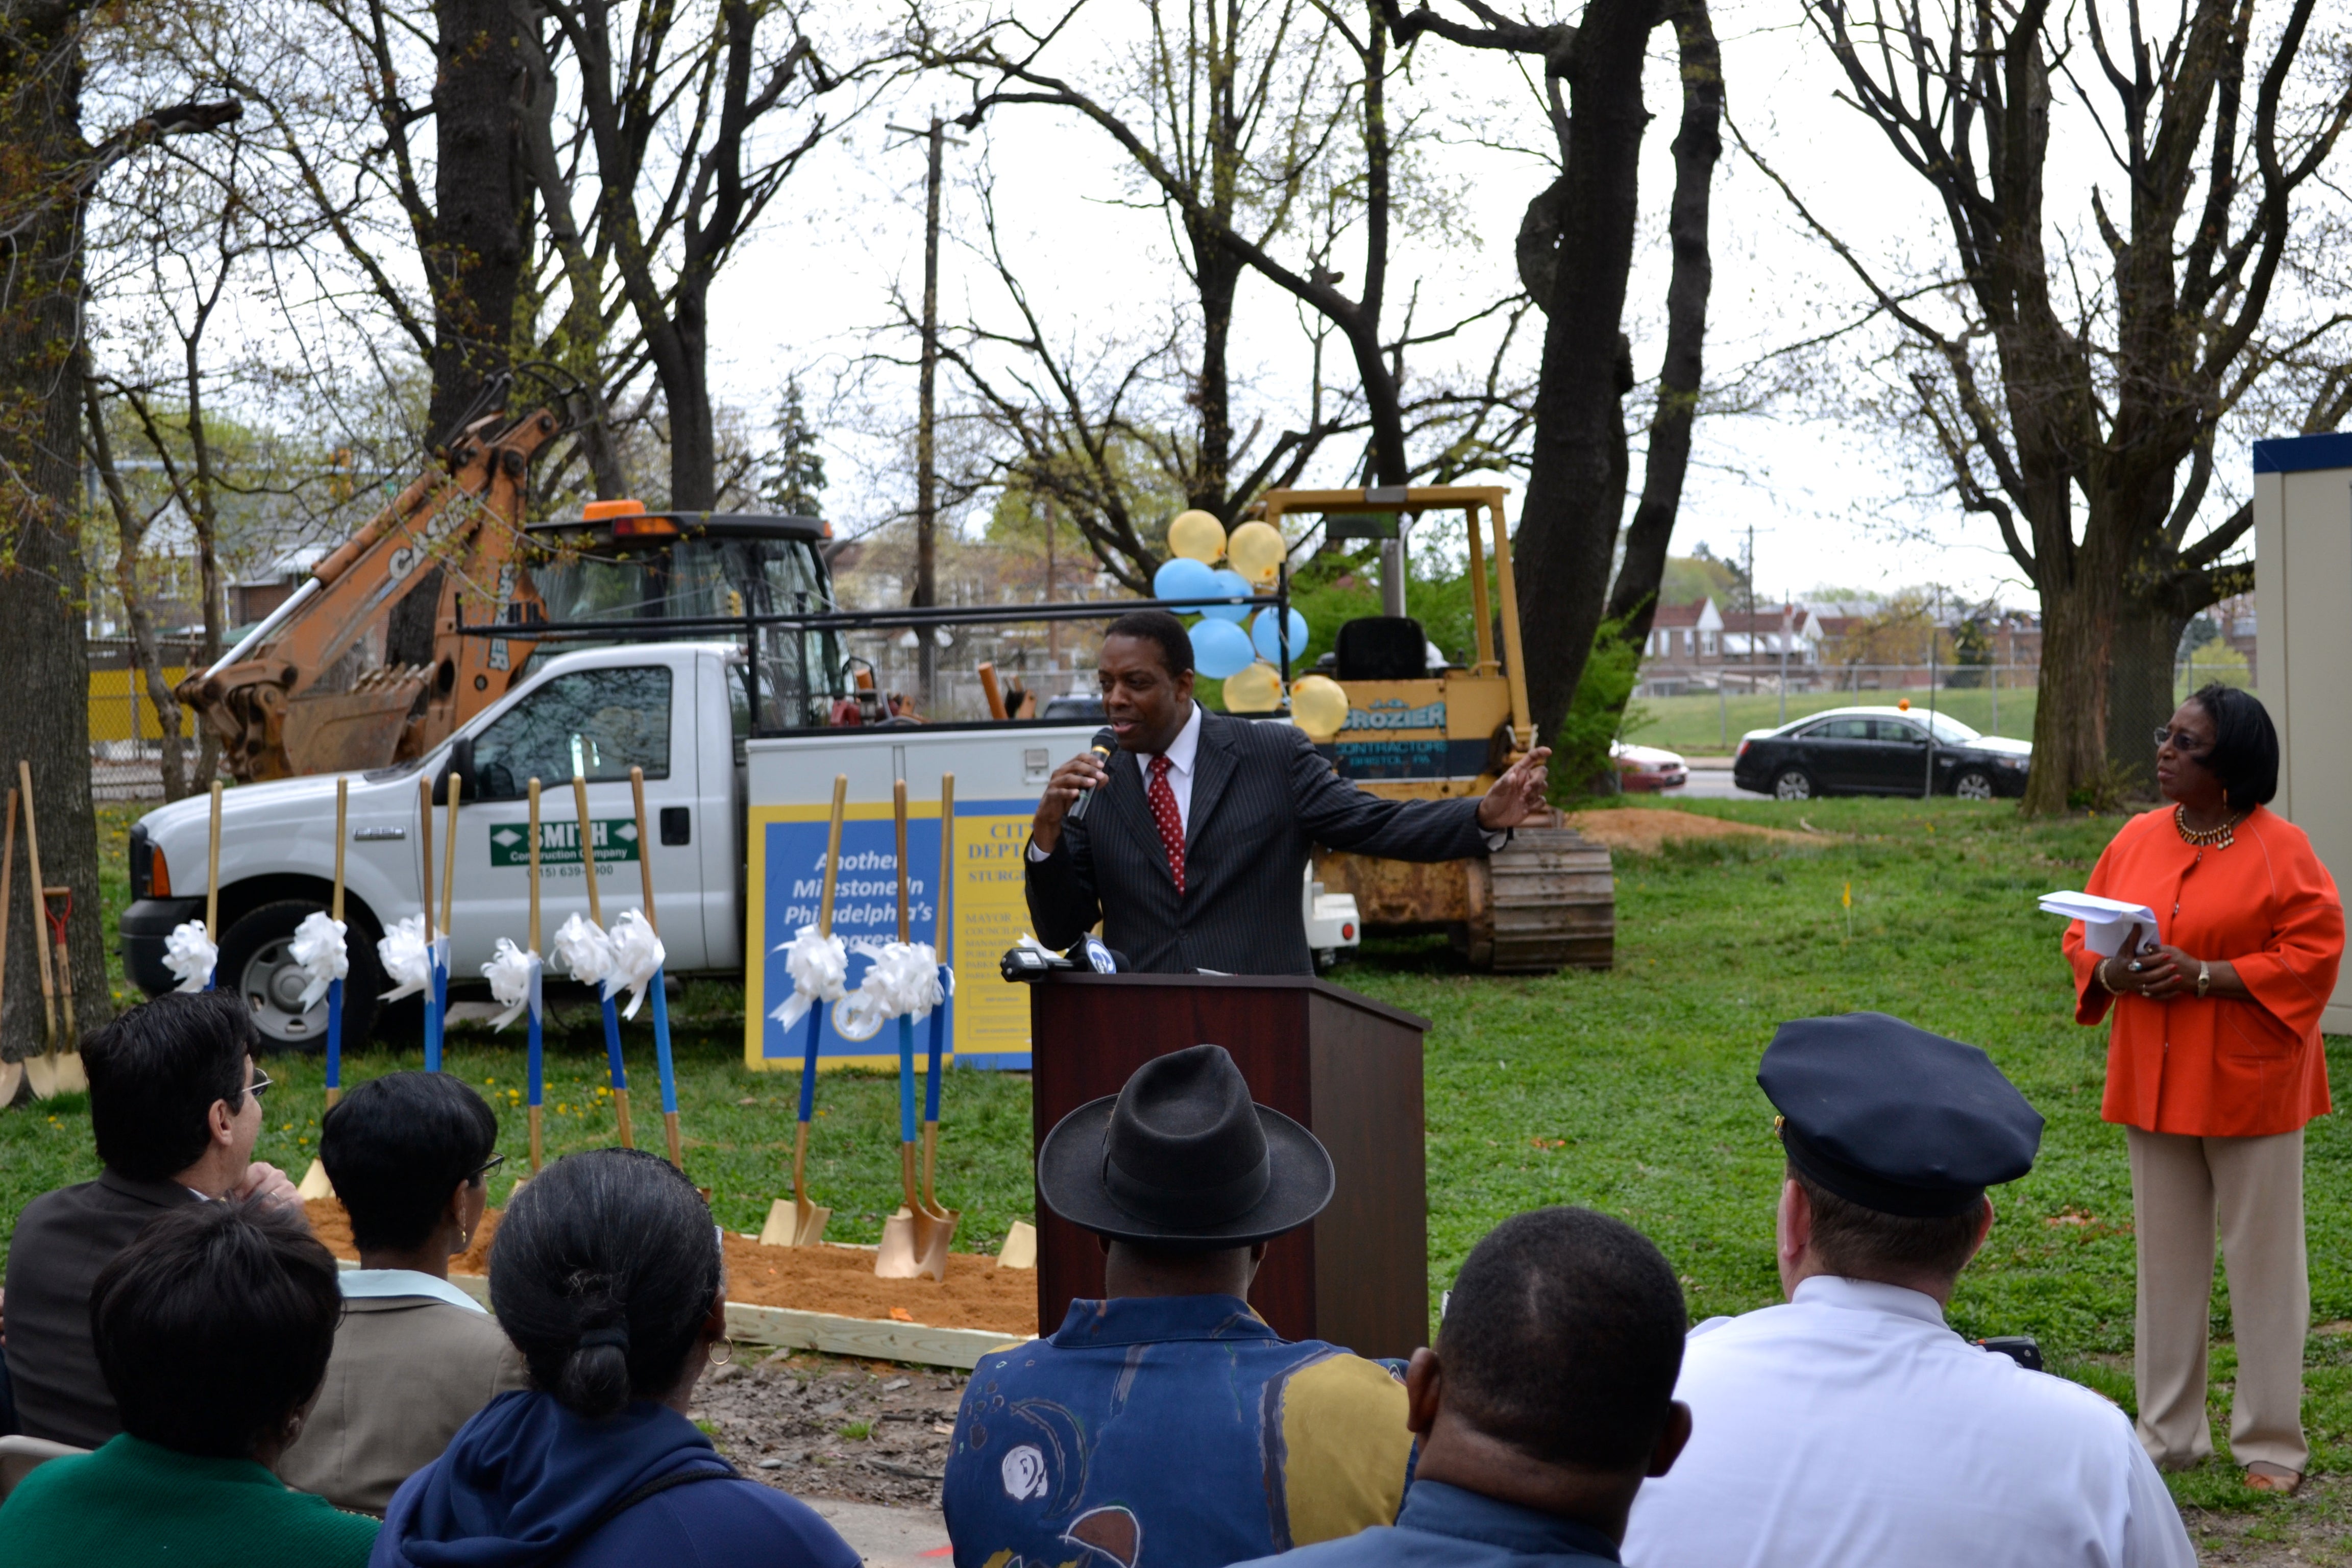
[1731,705,2031,800]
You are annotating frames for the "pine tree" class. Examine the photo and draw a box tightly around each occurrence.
[760,378,827,517]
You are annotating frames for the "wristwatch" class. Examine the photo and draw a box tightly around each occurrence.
[2196,961,2212,999]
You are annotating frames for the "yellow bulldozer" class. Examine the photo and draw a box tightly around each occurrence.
[1260,487,1615,972]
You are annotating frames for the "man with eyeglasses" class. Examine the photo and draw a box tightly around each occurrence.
[3,990,301,1448]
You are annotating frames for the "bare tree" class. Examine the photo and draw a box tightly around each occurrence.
[0,8,240,1044]
[913,175,1346,589]
[1779,0,2352,810]
[1384,0,1723,746]
[928,0,1510,504]
[523,0,873,510]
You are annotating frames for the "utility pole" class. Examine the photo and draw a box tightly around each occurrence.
[1778,592,1790,726]
[890,116,964,712]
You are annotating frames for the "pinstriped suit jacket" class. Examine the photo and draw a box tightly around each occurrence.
[1025,707,1491,974]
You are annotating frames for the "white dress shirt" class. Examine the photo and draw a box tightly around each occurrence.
[1622,1276,2194,1568]
[1031,703,1205,859]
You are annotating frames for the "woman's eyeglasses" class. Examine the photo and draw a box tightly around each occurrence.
[465,1153,507,1184]
[2152,727,2211,756]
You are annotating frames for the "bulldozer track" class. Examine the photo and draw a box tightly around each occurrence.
[1469,826,1615,972]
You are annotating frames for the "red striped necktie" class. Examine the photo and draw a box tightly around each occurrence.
[1146,753,1186,896]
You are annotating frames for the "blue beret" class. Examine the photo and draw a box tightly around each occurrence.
[1759,1013,2043,1218]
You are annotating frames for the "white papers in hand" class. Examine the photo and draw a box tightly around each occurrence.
[2038,891,2160,956]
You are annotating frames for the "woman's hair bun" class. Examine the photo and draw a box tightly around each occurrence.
[488,1149,721,1418]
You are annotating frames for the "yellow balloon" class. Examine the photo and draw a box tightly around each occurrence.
[1167,509,1226,564]
[1223,662,1284,713]
[1290,674,1351,742]
[1226,520,1286,586]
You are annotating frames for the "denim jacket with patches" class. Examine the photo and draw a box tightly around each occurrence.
[943,1295,1412,1568]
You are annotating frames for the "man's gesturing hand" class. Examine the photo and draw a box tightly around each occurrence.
[1031,751,1111,855]
[1476,746,1553,832]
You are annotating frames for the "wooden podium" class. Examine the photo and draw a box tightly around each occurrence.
[1028,972,1430,1359]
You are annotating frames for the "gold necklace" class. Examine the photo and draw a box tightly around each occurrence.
[2174,804,2242,849]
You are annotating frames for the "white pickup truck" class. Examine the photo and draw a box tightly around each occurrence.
[122,640,1363,1059]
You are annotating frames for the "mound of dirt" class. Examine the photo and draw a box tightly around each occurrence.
[1564,807,1823,856]
[303,1198,1035,1334]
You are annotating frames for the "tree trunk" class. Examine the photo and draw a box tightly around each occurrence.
[1190,241,1241,516]
[1511,0,1654,744]
[0,2,110,1050]
[665,287,716,510]
[2021,566,2120,814]
[2105,603,2186,798]
[426,0,525,446]
[1602,0,1720,653]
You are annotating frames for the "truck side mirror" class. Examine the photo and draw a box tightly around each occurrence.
[448,735,479,802]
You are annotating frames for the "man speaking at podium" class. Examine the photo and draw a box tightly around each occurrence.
[1026,609,1551,974]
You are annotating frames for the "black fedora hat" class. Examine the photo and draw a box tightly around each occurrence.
[1037,1044,1334,1247]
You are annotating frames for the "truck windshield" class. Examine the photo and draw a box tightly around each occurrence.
[532,535,845,728]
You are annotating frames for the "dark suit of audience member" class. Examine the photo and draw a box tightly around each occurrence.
[1226,1208,1693,1568]
[2,993,298,1448]
[1024,611,1549,974]
[0,1199,378,1567]
[374,1149,857,1568]
[276,1072,527,1515]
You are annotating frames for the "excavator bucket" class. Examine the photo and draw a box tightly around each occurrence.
[281,669,431,775]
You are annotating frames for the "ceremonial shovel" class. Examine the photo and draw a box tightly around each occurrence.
[0,786,18,1107]
[526,778,546,1172]
[628,765,684,1168]
[21,763,85,1099]
[762,774,847,1247]
[918,775,960,1263]
[572,772,633,1148]
[877,779,957,1280]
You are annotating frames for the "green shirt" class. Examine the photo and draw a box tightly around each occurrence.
[0,1432,379,1567]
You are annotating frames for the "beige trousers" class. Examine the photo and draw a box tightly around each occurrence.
[2127,1125,2308,1473]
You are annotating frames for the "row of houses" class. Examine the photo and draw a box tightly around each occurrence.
[1635,594,2258,694]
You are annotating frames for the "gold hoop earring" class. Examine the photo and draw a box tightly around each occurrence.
[708,1339,734,1367]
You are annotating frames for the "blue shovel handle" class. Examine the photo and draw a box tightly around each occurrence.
[325,978,344,1091]
[649,965,678,1116]
[923,978,947,1125]
[797,1004,823,1123]
[896,1016,917,1145]
[527,994,544,1108]
[601,993,627,1091]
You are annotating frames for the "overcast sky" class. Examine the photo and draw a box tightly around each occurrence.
[176,0,2324,615]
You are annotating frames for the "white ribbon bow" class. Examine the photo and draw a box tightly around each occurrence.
[288,911,349,1011]
[552,913,612,988]
[377,915,432,1001]
[602,909,666,1020]
[163,919,217,993]
[832,941,943,1042]
[481,939,542,1031]
[768,923,849,1030]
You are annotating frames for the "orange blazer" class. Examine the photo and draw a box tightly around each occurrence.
[2064,805,2343,1137]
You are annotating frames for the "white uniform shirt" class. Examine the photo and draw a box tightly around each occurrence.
[1622,1276,2194,1568]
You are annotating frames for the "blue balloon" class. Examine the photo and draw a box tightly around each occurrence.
[1251,606,1311,664]
[1153,556,1219,608]
[1190,618,1255,678]
[1199,568,1254,623]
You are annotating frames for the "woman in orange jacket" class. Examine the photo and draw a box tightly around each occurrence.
[2064,685,2342,1494]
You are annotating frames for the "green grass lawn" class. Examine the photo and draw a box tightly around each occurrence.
[12,795,2346,1516]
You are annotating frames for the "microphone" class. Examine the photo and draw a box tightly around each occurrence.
[1066,727,1118,822]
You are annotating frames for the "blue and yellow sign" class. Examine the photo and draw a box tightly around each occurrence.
[743,797,1039,1071]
